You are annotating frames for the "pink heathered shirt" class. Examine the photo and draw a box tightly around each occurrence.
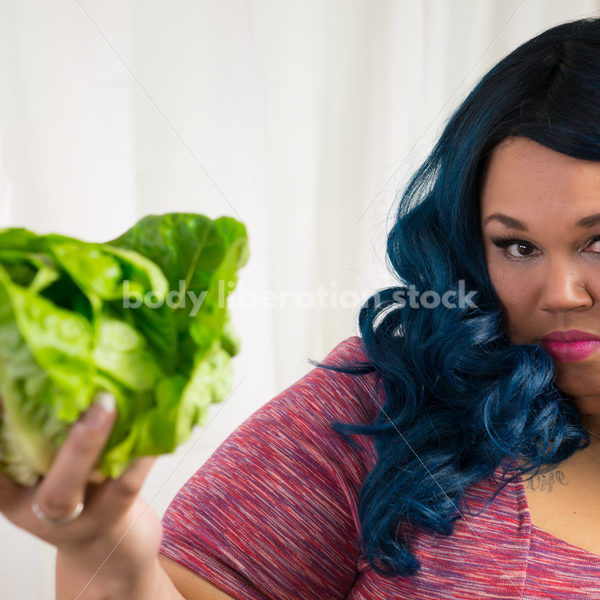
[159,336,600,599]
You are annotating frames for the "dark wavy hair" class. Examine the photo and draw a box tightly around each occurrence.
[310,16,600,577]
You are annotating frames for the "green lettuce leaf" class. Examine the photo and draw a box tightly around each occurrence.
[0,213,248,485]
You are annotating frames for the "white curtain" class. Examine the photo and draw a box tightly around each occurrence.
[1,1,599,597]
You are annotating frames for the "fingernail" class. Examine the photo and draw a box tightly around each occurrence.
[94,391,116,414]
[82,392,116,429]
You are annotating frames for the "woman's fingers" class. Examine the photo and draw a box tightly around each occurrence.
[0,469,29,511]
[85,456,157,517]
[0,388,162,578]
[32,393,116,522]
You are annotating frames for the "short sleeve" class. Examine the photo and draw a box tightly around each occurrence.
[159,336,379,600]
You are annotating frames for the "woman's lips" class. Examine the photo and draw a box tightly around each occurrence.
[542,340,600,362]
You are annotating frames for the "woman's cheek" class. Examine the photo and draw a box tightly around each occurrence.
[492,277,534,344]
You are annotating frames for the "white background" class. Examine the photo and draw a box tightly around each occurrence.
[0,0,599,597]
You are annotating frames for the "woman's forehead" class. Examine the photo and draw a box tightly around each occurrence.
[481,137,600,216]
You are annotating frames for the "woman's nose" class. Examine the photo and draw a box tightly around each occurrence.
[538,259,593,312]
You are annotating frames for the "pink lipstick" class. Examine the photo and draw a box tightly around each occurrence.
[541,329,600,362]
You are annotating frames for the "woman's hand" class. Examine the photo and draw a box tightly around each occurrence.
[0,393,163,597]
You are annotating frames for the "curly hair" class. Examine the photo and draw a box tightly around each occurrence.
[310,16,600,577]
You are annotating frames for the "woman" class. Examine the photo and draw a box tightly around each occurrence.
[2,15,600,600]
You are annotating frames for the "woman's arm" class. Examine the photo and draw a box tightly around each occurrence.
[159,554,236,600]
[56,552,235,599]
[55,553,178,600]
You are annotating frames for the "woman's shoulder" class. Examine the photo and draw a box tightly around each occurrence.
[271,335,382,434]
[227,335,382,474]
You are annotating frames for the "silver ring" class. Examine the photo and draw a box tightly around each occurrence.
[31,499,84,526]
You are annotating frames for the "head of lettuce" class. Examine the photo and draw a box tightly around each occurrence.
[0,213,249,486]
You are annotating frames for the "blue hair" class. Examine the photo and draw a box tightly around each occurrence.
[309,16,600,577]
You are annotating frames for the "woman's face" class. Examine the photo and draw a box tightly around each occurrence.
[480,136,600,415]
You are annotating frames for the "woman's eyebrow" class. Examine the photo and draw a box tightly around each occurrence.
[576,212,600,228]
[482,212,600,230]
[482,213,527,230]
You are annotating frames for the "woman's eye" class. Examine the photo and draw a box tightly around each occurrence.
[494,239,536,258]
[504,241,536,258]
[490,235,600,259]
[586,237,600,253]
[489,236,538,259]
